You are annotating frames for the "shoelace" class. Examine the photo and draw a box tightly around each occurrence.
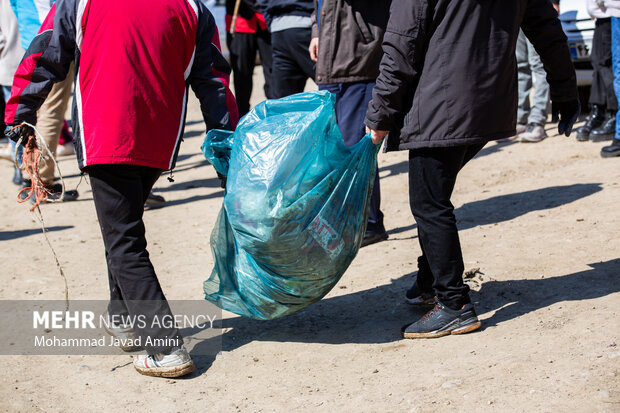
[420,303,441,323]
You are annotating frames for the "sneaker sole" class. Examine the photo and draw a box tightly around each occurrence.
[590,133,614,142]
[520,137,545,143]
[134,360,195,378]
[402,320,481,339]
[601,150,620,158]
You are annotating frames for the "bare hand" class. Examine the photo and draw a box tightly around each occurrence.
[366,126,389,145]
[309,37,319,62]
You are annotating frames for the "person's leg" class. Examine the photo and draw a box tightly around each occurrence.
[88,164,183,355]
[288,27,316,82]
[602,17,620,157]
[526,39,550,126]
[402,143,484,338]
[271,29,313,98]
[590,19,615,109]
[332,82,386,243]
[256,28,275,100]
[227,32,257,117]
[36,66,74,186]
[516,30,532,127]
[408,143,484,309]
[577,19,611,141]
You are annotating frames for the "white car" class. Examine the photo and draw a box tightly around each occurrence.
[558,0,596,87]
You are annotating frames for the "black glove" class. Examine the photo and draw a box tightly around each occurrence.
[551,99,581,137]
[4,124,35,147]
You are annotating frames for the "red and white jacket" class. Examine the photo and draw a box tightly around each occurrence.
[5,0,239,171]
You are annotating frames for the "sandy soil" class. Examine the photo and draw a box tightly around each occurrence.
[0,73,619,412]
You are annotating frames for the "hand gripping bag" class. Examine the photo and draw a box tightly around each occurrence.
[201,91,379,320]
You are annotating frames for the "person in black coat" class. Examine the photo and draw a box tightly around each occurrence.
[365,0,580,339]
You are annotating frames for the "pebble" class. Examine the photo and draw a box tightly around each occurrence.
[598,390,610,400]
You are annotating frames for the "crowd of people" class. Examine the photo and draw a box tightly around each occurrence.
[0,0,611,378]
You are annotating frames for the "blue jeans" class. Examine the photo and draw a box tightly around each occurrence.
[2,85,23,166]
[318,82,384,231]
[612,17,620,140]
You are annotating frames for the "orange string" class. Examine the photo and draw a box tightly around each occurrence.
[16,135,52,211]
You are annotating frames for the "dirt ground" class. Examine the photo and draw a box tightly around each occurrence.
[0,71,619,412]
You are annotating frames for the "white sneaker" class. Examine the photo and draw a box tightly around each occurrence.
[520,123,546,143]
[56,142,75,156]
[133,347,194,378]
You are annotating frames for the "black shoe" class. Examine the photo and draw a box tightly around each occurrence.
[589,113,615,142]
[601,139,620,158]
[18,181,79,203]
[405,256,435,305]
[405,283,435,306]
[401,299,481,339]
[360,228,388,248]
[576,105,605,141]
[44,183,79,202]
[145,192,165,209]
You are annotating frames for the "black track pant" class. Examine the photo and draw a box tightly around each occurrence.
[227,29,274,117]
[88,164,182,354]
[408,143,485,310]
[271,27,315,98]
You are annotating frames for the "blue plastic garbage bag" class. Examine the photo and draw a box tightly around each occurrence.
[201,91,379,320]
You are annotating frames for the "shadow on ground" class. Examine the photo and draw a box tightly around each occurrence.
[388,183,602,236]
[0,225,73,241]
[186,258,619,377]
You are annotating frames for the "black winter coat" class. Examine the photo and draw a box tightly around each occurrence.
[365,0,578,151]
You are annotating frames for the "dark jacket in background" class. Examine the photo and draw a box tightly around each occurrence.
[226,0,261,20]
[365,0,578,151]
[257,0,314,26]
[311,0,391,84]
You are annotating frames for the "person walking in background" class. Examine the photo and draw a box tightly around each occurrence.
[309,0,390,247]
[258,0,315,98]
[587,0,620,157]
[515,29,551,143]
[577,1,617,143]
[366,0,579,338]
[226,0,274,117]
[5,0,238,377]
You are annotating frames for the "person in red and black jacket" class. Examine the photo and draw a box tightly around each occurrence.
[4,0,238,378]
[226,0,274,116]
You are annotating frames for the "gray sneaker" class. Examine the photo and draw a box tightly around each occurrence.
[133,346,195,378]
[520,123,546,143]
